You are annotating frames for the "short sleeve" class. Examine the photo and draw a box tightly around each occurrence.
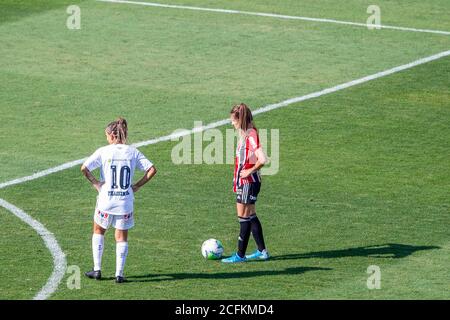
[136,150,153,172]
[247,129,261,152]
[83,148,102,171]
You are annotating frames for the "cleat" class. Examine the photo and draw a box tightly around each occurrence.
[85,269,101,280]
[221,252,247,263]
[115,276,125,283]
[246,250,270,261]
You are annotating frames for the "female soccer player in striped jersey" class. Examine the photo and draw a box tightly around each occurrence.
[81,118,157,283]
[222,104,270,263]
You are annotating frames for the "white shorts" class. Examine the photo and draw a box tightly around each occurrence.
[94,209,134,230]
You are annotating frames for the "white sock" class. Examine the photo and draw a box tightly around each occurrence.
[92,233,104,271]
[116,241,128,277]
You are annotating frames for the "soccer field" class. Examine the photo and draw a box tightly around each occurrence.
[0,0,449,300]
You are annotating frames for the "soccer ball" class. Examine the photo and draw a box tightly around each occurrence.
[201,239,224,260]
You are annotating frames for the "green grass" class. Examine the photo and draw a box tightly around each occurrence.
[1,0,449,182]
[0,0,449,299]
[0,0,87,24]
[0,208,53,299]
[154,0,450,31]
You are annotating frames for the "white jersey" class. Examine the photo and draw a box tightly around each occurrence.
[83,144,153,215]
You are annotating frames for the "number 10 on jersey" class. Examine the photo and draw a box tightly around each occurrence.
[110,165,131,189]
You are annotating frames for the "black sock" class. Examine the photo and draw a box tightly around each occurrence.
[250,214,266,252]
[237,217,251,258]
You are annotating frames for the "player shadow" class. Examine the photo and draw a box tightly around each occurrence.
[269,243,440,261]
[125,266,332,283]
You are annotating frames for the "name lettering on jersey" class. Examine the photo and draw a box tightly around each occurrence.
[108,191,130,196]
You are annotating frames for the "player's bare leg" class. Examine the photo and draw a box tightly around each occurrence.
[236,203,255,218]
[94,222,106,235]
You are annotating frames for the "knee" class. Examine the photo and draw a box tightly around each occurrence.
[115,231,128,242]
[93,224,106,235]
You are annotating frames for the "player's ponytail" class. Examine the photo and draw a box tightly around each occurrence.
[116,117,128,144]
[105,117,128,144]
[230,103,256,133]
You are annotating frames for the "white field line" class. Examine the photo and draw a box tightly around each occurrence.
[96,0,450,36]
[0,159,86,190]
[1,49,449,190]
[2,3,446,302]
[0,51,449,302]
[0,198,67,300]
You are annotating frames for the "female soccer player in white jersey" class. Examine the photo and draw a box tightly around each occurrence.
[222,104,270,263]
[81,118,157,283]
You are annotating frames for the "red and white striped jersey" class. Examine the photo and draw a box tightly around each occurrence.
[233,128,262,192]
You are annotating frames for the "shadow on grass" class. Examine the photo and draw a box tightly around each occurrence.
[98,244,438,283]
[123,266,331,283]
[270,243,440,261]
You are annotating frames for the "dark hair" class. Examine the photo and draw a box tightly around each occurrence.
[105,117,128,144]
[230,103,255,133]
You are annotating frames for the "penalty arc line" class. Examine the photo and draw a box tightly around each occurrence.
[0,48,449,300]
[96,0,450,36]
[0,198,67,300]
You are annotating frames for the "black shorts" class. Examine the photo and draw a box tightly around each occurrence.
[236,182,261,204]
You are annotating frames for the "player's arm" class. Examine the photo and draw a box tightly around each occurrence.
[240,148,267,178]
[132,166,157,193]
[81,165,103,192]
